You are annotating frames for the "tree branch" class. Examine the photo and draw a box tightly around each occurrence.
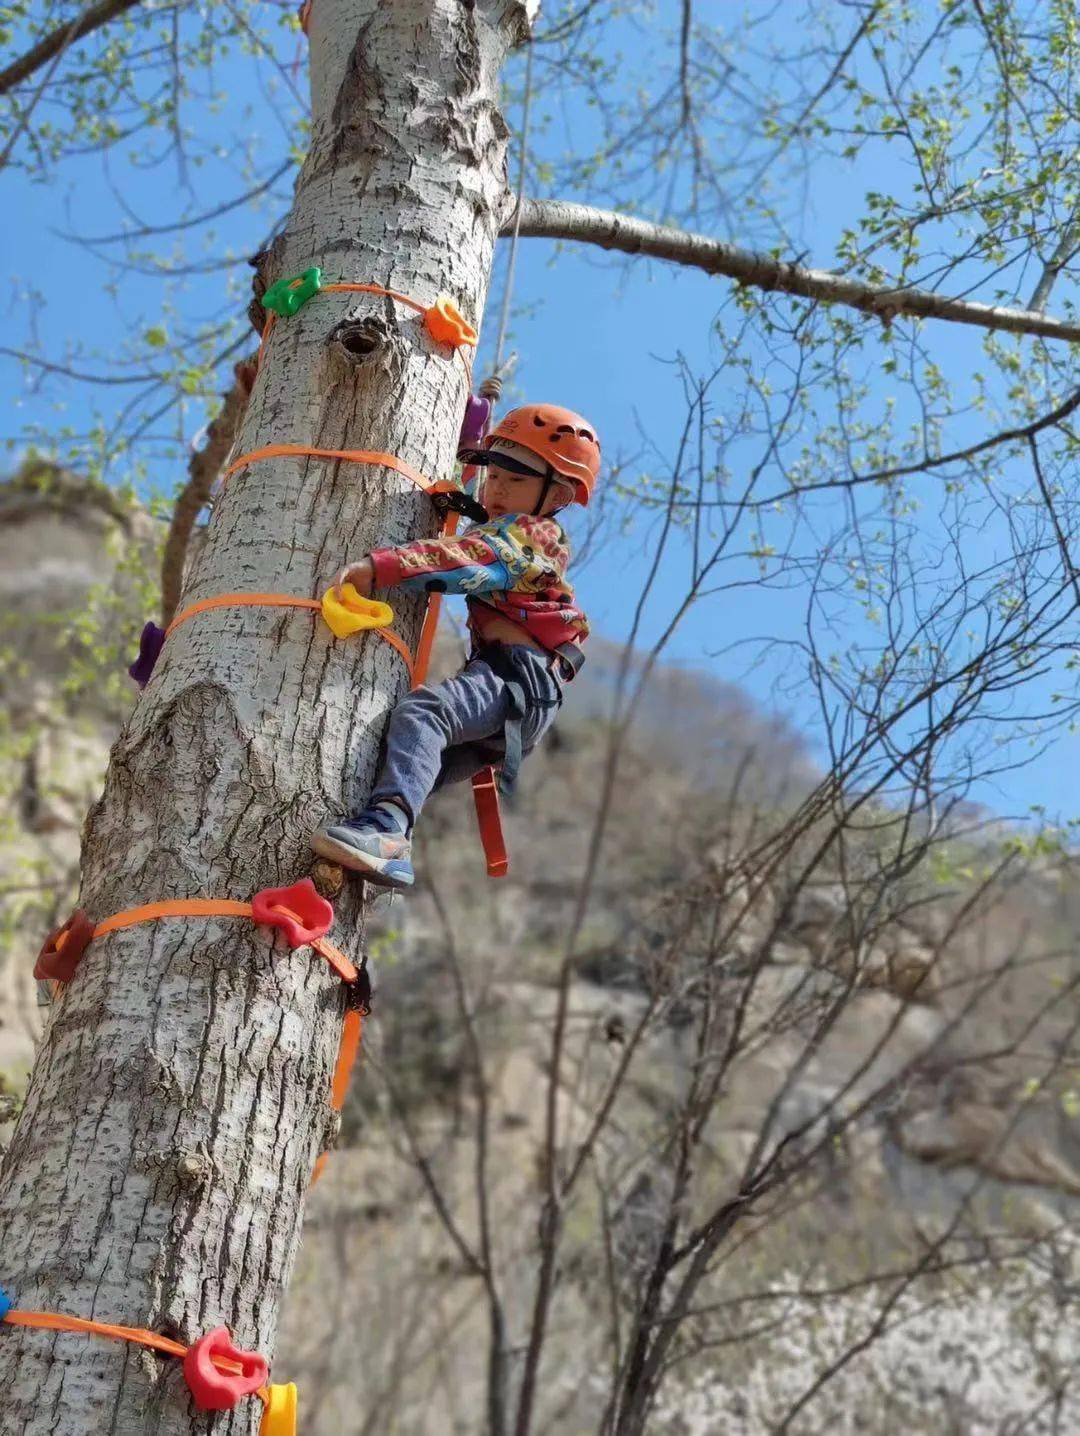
[159,356,256,625]
[0,0,143,97]
[508,197,1080,343]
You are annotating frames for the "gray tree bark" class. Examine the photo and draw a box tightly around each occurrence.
[0,2,534,1430]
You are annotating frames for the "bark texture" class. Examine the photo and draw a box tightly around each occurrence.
[0,2,531,1431]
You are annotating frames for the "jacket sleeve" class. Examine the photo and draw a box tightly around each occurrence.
[369,517,562,597]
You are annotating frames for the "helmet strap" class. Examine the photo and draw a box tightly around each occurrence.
[532,473,555,517]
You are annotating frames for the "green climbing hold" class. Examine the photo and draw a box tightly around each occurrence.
[262,267,322,317]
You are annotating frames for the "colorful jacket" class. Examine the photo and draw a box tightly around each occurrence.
[369,513,589,654]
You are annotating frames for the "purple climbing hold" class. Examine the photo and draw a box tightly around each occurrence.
[458,393,492,451]
[128,621,166,688]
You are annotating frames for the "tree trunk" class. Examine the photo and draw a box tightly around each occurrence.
[0,2,533,1430]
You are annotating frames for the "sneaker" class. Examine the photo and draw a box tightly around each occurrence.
[310,808,415,888]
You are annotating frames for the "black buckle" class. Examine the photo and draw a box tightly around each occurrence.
[430,489,488,524]
[345,955,372,1014]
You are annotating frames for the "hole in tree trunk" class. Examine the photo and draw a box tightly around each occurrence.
[332,319,385,363]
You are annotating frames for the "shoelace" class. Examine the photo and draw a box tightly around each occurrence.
[340,809,406,837]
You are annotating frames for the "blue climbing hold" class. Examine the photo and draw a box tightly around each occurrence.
[0,1287,12,1320]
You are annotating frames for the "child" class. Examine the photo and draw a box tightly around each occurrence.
[310,404,600,887]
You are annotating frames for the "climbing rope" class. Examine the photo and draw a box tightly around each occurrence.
[492,38,535,376]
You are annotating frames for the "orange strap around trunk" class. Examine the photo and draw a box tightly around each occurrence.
[165,593,320,638]
[165,592,416,685]
[221,443,433,493]
[90,900,356,982]
[2,1311,269,1405]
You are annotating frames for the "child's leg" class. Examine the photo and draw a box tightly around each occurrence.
[368,656,519,826]
[310,658,516,885]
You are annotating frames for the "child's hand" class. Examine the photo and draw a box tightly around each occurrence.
[335,557,374,600]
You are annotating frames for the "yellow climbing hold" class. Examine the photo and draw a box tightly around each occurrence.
[260,1382,298,1436]
[321,584,395,639]
[424,294,478,349]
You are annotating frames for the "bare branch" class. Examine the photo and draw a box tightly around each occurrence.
[509,197,1080,343]
[159,356,257,625]
[0,0,143,97]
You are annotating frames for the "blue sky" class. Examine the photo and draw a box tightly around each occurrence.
[4,3,1077,830]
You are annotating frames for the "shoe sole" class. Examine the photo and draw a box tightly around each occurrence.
[311,832,415,889]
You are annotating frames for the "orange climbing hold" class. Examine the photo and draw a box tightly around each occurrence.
[35,909,94,982]
[424,294,478,349]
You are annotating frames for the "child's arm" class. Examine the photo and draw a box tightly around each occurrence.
[366,517,563,597]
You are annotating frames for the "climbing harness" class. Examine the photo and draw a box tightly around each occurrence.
[492,38,535,377]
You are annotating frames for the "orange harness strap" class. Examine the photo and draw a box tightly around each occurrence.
[412,509,460,689]
[2,1310,270,1406]
[470,768,509,878]
[165,592,416,686]
[407,501,509,877]
[311,1007,363,1186]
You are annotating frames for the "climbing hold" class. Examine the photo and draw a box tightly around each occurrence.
[458,392,492,450]
[424,295,478,349]
[261,1381,299,1436]
[183,1326,268,1412]
[128,621,166,689]
[320,583,394,639]
[0,1288,11,1321]
[34,909,96,983]
[262,267,322,318]
[251,879,333,950]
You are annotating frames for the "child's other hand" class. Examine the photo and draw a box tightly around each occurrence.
[335,558,374,600]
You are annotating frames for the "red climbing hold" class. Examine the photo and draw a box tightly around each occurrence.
[251,879,333,949]
[34,909,95,982]
[183,1326,268,1412]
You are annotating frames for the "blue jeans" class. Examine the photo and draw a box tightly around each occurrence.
[370,644,562,826]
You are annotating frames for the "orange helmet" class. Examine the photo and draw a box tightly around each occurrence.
[483,404,600,506]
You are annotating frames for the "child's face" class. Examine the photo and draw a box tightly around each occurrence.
[483,439,564,519]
